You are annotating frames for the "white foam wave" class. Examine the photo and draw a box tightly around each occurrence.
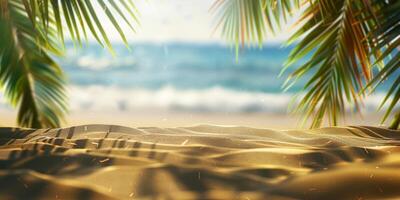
[77,55,113,70]
[66,85,390,113]
[75,54,137,70]
[68,85,292,113]
[0,85,393,113]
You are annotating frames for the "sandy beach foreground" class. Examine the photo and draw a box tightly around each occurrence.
[0,124,399,199]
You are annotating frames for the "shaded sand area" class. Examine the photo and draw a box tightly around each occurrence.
[0,125,399,199]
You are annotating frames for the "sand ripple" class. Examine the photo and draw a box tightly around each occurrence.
[0,125,399,199]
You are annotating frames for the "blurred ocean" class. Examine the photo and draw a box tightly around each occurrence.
[0,42,391,114]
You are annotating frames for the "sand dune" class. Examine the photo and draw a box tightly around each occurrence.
[0,124,399,199]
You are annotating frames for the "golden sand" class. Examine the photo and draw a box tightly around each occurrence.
[0,124,399,199]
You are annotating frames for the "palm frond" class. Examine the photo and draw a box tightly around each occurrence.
[0,0,66,128]
[21,0,139,50]
[283,0,382,128]
[212,0,299,57]
[213,0,393,128]
[0,0,139,128]
[368,0,400,129]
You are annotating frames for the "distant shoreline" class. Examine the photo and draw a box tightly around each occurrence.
[0,109,386,129]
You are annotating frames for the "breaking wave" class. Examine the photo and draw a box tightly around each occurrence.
[67,85,388,113]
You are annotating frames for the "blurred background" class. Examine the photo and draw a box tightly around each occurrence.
[0,0,388,128]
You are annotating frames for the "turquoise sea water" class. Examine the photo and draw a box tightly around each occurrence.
[62,42,299,92]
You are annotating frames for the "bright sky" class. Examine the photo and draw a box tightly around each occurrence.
[88,0,294,43]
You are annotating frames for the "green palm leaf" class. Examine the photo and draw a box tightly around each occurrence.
[368,0,400,129]
[283,0,381,128]
[0,0,66,128]
[0,0,139,128]
[213,0,399,129]
[21,0,139,50]
[212,0,299,58]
